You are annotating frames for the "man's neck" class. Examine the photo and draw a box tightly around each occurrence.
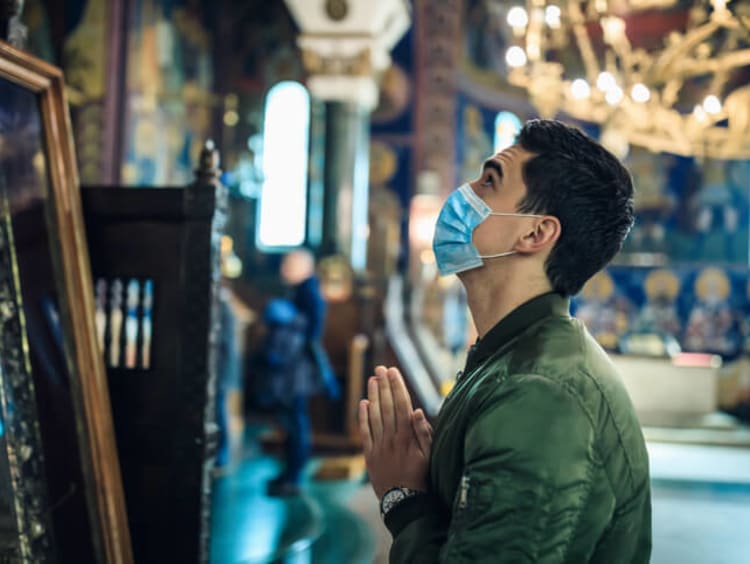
[460,263,554,338]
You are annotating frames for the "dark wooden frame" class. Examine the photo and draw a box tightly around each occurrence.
[0,39,133,563]
[81,142,226,564]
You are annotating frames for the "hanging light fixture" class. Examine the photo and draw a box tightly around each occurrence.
[501,0,750,159]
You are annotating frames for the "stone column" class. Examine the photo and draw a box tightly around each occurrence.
[415,0,461,197]
[284,0,410,272]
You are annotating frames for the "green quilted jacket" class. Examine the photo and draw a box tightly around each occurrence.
[386,292,652,563]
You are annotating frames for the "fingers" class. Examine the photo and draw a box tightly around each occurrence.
[367,377,383,442]
[412,409,433,457]
[377,367,397,437]
[367,365,413,445]
[389,367,413,435]
[359,400,372,453]
[413,408,433,436]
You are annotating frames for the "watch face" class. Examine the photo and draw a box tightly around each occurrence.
[382,489,406,515]
[382,487,418,516]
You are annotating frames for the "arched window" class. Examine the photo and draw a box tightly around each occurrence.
[256,81,310,249]
[494,111,522,153]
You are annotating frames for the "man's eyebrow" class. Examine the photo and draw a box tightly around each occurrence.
[481,158,503,179]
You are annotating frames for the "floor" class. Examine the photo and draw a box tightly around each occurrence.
[209,434,750,563]
[648,441,750,564]
[651,481,750,564]
[210,431,378,564]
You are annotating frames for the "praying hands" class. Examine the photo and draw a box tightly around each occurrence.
[359,366,433,500]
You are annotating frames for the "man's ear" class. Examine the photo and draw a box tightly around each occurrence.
[517,216,561,253]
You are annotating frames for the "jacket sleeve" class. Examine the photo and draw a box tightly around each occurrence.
[386,494,447,564]
[388,374,598,563]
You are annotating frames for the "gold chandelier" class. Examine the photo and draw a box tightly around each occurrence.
[502,0,750,159]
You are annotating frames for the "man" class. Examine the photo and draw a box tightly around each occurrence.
[281,249,339,406]
[359,120,652,562]
[267,249,339,495]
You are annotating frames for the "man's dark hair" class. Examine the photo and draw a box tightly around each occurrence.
[515,119,634,296]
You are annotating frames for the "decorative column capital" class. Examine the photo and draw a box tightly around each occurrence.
[284,0,411,110]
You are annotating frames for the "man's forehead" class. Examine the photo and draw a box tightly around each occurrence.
[490,144,532,166]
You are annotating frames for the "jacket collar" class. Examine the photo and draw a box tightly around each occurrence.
[464,292,571,374]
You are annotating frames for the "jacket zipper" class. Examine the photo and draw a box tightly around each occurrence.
[458,475,470,510]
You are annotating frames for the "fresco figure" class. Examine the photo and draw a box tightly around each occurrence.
[684,267,740,357]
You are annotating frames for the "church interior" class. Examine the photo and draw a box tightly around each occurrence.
[1,0,750,562]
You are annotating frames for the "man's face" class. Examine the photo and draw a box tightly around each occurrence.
[280,251,313,285]
[469,144,536,257]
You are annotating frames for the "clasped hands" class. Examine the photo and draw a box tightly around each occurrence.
[359,366,433,500]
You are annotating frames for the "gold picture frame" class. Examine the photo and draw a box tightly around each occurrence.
[0,40,132,562]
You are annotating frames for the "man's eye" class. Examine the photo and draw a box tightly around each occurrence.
[481,174,494,187]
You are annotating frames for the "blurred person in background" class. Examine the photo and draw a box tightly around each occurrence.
[258,249,339,496]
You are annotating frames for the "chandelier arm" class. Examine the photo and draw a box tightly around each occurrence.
[626,130,693,157]
[660,79,683,107]
[656,107,692,148]
[525,1,546,63]
[606,32,635,87]
[568,2,600,84]
[647,20,721,83]
[660,49,750,85]
[707,70,730,100]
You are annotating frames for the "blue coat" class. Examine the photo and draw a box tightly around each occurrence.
[291,276,340,399]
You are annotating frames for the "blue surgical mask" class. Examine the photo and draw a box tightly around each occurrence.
[432,183,543,276]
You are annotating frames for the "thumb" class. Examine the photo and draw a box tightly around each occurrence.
[412,409,433,456]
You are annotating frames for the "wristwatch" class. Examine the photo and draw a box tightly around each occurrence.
[380,487,421,519]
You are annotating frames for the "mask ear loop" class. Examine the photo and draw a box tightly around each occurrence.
[477,213,545,259]
[488,212,545,218]
[478,250,517,259]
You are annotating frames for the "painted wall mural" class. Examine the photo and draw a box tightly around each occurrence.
[62,0,112,184]
[121,0,214,186]
[370,24,415,276]
[572,265,749,360]
[621,150,750,264]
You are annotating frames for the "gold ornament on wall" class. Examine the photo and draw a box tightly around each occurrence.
[319,255,355,302]
[325,0,349,21]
